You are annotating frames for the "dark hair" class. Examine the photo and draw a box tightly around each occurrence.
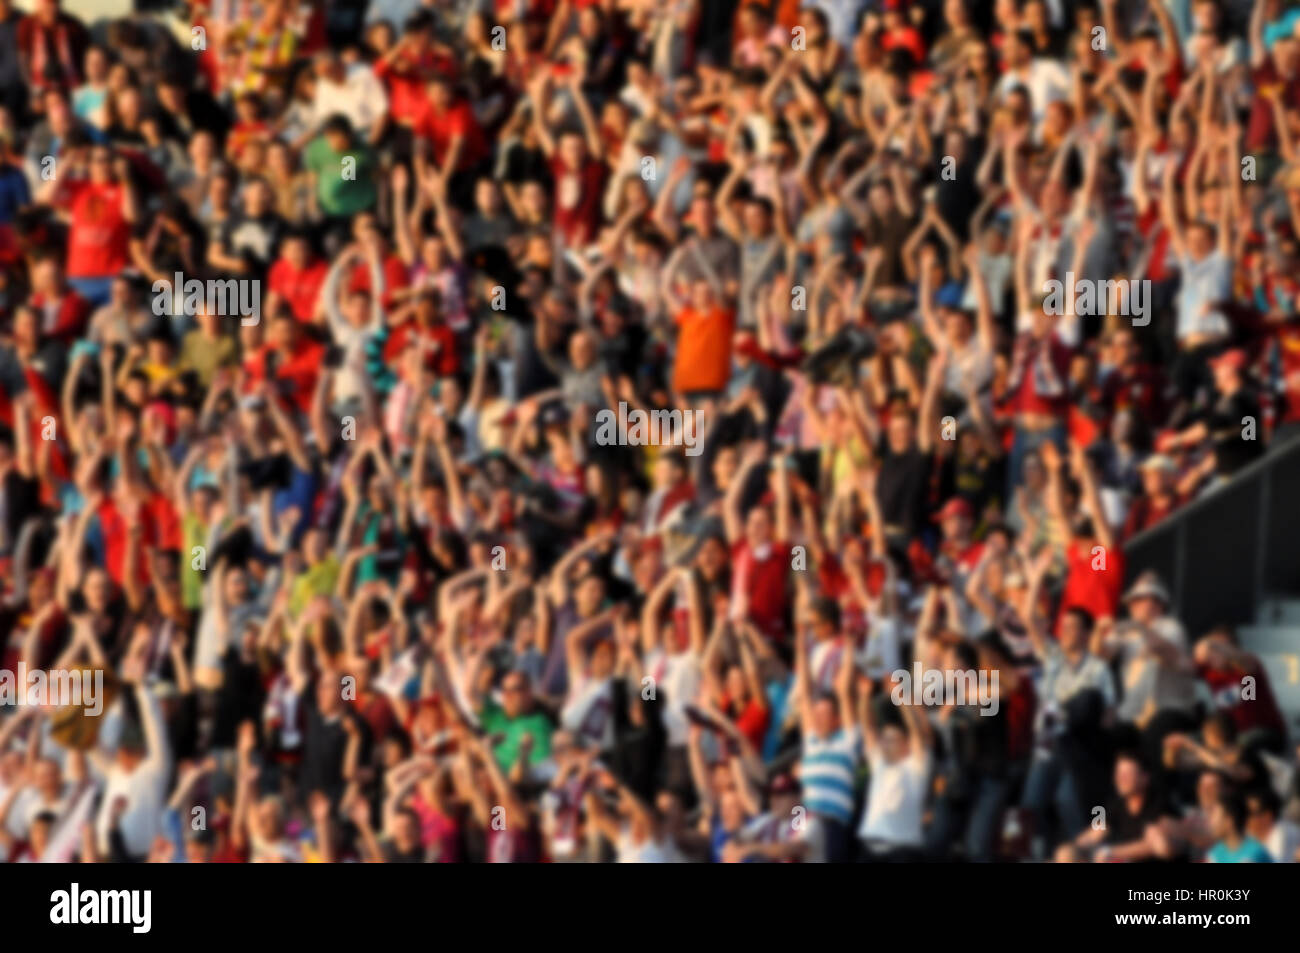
[1205,623,1238,645]
[811,595,841,630]
[950,641,980,671]
[1217,790,1248,834]
[1246,786,1281,821]
[1115,749,1148,772]
[322,114,353,138]
[1203,711,1237,743]
[1063,605,1094,634]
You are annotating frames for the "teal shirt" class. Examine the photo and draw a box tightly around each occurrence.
[1208,837,1273,863]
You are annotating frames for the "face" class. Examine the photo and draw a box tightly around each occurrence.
[255,797,285,841]
[34,759,60,797]
[744,507,772,547]
[1129,595,1162,625]
[1059,611,1088,653]
[1208,801,1232,840]
[1114,758,1144,798]
[1188,222,1214,259]
[941,512,971,541]
[1196,771,1222,810]
[811,696,837,737]
[589,640,615,679]
[1140,466,1170,497]
[576,574,605,616]
[29,819,52,855]
[689,278,713,310]
[1245,798,1273,840]
[696,536,726,575]
[89,147,113,182]
[1211,360,1237,392]
[303,528,326,563]
[881,724,907,764]
[501,673,531,718]
[84,568,111,612]
[887,414,914,453]
[742,201,770,235]
[569,331,596,368]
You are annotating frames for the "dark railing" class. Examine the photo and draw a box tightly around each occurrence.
[1123,435,1300,634]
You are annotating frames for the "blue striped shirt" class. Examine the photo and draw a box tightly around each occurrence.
[800,728,860,825]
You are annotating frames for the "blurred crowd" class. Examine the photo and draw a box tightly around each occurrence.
[0,0,1299,863]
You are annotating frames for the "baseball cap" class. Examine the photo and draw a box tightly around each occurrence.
[934,497,974,522]
[1209,348,1247,372]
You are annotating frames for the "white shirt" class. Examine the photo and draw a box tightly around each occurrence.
[617,830,678,863]
[93,689,170,858]
[561,676,615,750]
[644,648,700,747]
[995,59,1071,122]
[1265,820,1300,863]
[858,617,902,681]
[311,64,388,138]
[858,749,930,847]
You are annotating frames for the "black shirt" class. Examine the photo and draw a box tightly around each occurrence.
[301,683,357,804]
[876,440,934,540]
[1104,791,1170,847]
[1206,387,1263,476]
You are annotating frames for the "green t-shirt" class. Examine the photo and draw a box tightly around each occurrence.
[181,513,207,610]
[289,554,342,618]
[480,699,553,771]
[304,137,378,217]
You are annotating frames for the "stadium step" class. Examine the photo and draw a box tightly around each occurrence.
[1240,600,1300,731]
[1256,597,1300,626]
[1253,652,1300,727]
[1236,625,1299,653]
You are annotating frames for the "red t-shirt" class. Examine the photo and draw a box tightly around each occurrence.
[97,499,156,587]
[722,693,770,750]
[374,51,456,126]
[1197,661,1286,738]
[384,320,459,377]
[414,99,489,170]
[1005,333,1073,418]
[268,258,328,323]
[145,490,183,553]
[63,181,129,278]
[1058,538,1125,628]
[731,539,791,642]
[550,155,606,247]
[1122,493,1183,541]
[247,340,325,414]
[817,552,887,641]
[30,289,91,343]
[348,254,409,311]
[1248,61,1300,152]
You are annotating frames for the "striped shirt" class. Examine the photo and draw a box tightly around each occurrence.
[800,728,860,825]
